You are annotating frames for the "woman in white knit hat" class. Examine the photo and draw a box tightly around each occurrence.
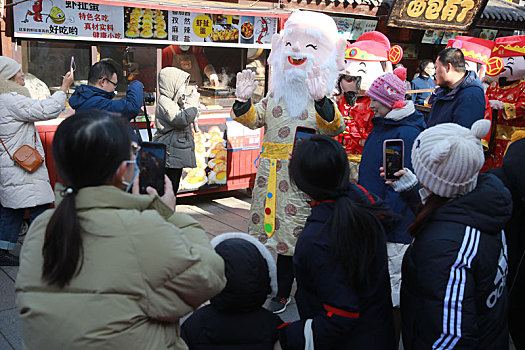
[0,56,73,266]
[382,119,512,349]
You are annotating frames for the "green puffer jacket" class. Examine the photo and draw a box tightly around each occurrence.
[16,185,226,350]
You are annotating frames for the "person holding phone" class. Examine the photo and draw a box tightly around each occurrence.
[382,120,510,349]
[15,110,226,349]
[357,73,425,346]
[69,59,144,143]
[0,56,74,266]
[153,67,200,193]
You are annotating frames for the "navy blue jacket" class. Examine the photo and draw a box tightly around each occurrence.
[401,173,512,350]
[69,80,143,120]
[426,70,485,128]
[359,102,426,244]
[279,184,395,350]
[411,75,435,106]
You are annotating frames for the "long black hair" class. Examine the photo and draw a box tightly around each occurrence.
[42,110,131,288]
[289,135,391,292]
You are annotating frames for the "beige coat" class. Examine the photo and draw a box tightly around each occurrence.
[0,79,66,209]
[16,185,226,350]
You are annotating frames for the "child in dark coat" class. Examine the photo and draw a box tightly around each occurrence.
[181,232,283,350]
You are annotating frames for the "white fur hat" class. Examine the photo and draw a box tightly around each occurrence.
[0,56,21,81]
[411,119,491,198]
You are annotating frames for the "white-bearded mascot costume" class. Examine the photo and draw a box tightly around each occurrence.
[231,10,345,260]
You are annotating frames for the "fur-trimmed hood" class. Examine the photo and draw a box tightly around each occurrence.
[210,232,277,313]
[0,79,31,98]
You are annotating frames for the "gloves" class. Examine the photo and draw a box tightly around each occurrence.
[489,100,505,110]
[235,69,259,103]
[306,67,328,101]
[390,168,418,193]
[209,73,219,87]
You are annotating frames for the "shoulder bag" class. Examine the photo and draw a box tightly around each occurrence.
[0,132,44,173]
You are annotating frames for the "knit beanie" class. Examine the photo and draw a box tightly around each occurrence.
[366,73,406,109]
[0,56,21,81]
[411,119,491,198]
[393,67,407,82]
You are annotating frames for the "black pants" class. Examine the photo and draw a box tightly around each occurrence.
[276,254,294,298]
[166,168,183,194]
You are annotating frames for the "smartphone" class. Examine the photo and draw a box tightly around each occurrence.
[139,142,166,196]
[293,126,316,154]
[383,139,404,181]
[70,56,75,73]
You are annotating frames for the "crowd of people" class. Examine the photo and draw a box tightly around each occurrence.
[0,9,524,350]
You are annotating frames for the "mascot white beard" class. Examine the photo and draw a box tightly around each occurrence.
[269,46,339,119]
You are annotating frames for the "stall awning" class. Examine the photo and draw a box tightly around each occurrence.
[281,0,391,17]
[83,0,291,17]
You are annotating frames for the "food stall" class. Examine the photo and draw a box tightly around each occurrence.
[5,0,290,196]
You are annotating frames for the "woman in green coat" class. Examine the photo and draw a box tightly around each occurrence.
[15,110,226,350]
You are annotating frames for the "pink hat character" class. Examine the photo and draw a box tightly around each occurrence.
[366,73,407,109]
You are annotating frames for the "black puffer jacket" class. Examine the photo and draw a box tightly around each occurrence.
[181,236,283,350]
[489,139,525,349]
[279,184,395,350]
[401,173,512,350]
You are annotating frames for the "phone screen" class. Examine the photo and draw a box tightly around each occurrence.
[293,127,316,153]
[70,56,75,73]
[384,140,404,180]
[139,142,166,196]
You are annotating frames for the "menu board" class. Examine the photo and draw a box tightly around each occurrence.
[348,19,378,41]
[333,17,355,41]
[13,1,278,48]
[479,28,497,41]
[14,1,124,39]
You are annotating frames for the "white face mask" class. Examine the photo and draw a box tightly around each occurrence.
[121,160,139,192]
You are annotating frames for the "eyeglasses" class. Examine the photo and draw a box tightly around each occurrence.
[103,77,118,87]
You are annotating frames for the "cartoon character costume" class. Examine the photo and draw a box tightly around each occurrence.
[231,11,345,255]
[446,36,495,152]
[336,32,403,180]
[485,35,525,168]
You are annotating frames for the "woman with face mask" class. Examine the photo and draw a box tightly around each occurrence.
[15,110,226,350]
[411,59,436,106]
[153,67,200,193]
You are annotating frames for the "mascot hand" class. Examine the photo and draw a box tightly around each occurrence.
[235,70,258,102]
[489,100,505,110]
[306,67,328,101]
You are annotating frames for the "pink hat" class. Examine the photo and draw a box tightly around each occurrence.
[393,67,407,82]
[366,73,407,109]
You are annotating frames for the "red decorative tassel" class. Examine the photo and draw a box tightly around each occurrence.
[392,100,406,110]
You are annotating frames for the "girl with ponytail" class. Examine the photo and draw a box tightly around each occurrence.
[16,110,226,350]
[278,135,396,350]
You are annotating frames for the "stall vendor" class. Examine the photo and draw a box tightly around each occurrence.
[162,45,219,87]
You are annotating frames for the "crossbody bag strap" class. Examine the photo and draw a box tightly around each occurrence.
[0,136,14,160]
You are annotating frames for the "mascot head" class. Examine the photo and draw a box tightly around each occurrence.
[268,10,345,118]
[343,31,403,93]
[446,36,494,81]
[486,35,525,85]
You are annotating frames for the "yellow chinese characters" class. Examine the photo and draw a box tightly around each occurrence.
[406,0,475,22]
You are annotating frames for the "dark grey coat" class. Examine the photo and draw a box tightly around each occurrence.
[153,67,199,169]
